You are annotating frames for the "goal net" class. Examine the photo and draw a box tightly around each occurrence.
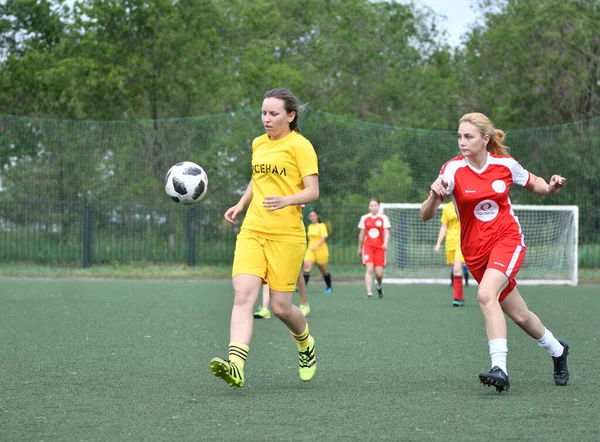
[380,203,579,286]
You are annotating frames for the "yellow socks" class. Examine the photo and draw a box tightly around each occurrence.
[291,324,310,350]
[228,342,249,367]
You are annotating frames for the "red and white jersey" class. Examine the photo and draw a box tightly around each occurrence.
[358,213,391,248]
[438,153,531,263]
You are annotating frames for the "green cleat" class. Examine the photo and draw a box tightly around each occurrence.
[298,336,316,382]
[299,304,311,317]
[253,306,271,319]
[210,358,245,388]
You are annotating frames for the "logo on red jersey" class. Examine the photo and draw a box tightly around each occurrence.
[474,199,499,222]
[492,180,507,193]
[368,228,380,239]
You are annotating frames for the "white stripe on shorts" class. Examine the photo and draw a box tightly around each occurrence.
[506,245,523,277]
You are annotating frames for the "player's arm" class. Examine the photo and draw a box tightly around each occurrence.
[383,228,390,250]
[434,223,448,252]
[525,172,566,195]
[263,174,319,211]
[224,181,252,224]
[312,237,326,250]
[422,177,448,221]
[419,193,444,221]
[238,181,253,206]
[357,229,365,255]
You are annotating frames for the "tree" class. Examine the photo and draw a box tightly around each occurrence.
[460,0,600,128]
[365,154,414,203]
[0,0,460,129]
[0,0,70,116]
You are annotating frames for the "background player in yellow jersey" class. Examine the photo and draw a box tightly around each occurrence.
[434,200,468,306]
[302,209,333,294]
[211,88,319,389]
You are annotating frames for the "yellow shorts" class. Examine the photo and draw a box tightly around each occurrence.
[304,244,329,265]
[232,230,306,292]
[446,247,465,265]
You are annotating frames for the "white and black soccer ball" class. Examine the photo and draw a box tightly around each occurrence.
[164,161,208,205]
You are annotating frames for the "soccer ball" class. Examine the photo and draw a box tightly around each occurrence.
[164,161,208,204]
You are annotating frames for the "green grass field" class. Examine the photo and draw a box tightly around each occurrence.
[1,279,599,441]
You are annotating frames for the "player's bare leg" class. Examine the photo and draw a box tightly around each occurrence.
[318,263,332,294]
[502,288,569,386]
[365,263,375,299]
[230,274,263,344]
[270,290,307,334]
[477,269,510,392]
[374,266,384,298]
[254,283,271,318]
[303,261,314,286]
[297,273,310,317]
[211,273,262,388]
[501,288,544,339]
[271,290,316,381]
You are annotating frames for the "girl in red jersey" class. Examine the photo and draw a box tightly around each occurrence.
[357,199,391,299]
[420,112,569,393]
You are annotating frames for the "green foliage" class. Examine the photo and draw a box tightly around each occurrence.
[365,154,414,203]
[462,0,600,128]
[1,0,599,129]
[0,0,461,128]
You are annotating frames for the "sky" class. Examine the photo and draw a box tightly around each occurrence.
[412,0,478,47]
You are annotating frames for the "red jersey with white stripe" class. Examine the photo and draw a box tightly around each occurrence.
[438,153,531,264]
[358,213,391,248]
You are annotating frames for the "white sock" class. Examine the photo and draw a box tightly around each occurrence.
[489,338,508,374]
[536,328,564,357]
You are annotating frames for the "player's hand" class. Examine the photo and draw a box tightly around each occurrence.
[357,248,362,256]
[382,244,388,250]
[224,203,244,224]
[263,195,289,211]
[434,244,441,253]
[430,178,449,198]
[548,175,566,194]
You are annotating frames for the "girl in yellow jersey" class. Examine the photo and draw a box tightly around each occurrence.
[434,200,468,306]
[302,210,332,294]
[210,88,319,388]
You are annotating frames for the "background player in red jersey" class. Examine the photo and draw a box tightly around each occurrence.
[420,112,569,393]
[357,199,391,299]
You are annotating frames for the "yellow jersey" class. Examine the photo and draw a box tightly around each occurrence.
[241,131,319,242]
[307,222,328,249]
[441,201,461,250]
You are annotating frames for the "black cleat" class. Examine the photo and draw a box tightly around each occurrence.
[479,366,510,393]
[376,286,383,298]
[552,340,569,386]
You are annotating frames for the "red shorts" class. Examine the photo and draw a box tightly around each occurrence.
[362,244,386,268]
[466,241,525,302]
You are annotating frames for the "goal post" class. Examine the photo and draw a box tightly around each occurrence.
[380,203,579,286]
